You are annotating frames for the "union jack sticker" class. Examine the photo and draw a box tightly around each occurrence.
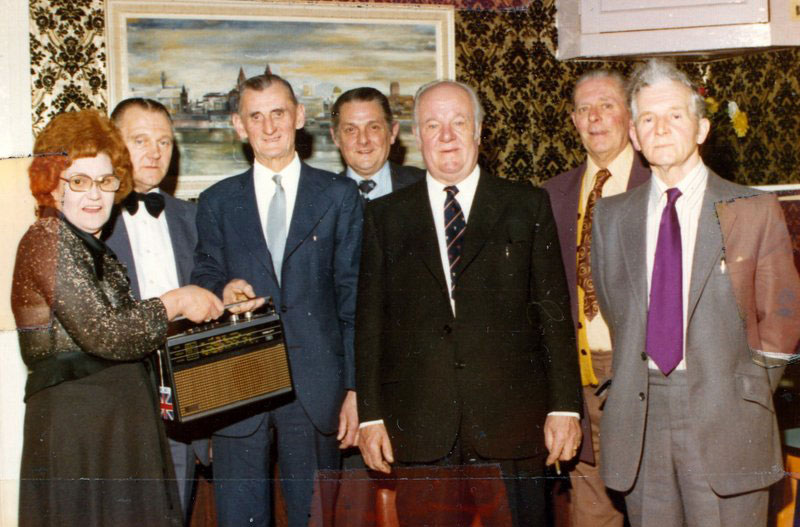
[159,386,174,421]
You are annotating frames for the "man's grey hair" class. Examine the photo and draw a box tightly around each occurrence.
[627,59,705,121]
[572,69,627,107]
[413,80,484,139]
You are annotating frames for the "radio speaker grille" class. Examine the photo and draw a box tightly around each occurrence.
[173,344,291,418]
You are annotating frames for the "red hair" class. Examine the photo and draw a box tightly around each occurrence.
[29,109,133,215]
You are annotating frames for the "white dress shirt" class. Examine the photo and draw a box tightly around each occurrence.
[346,161,392,201]
[121,189,180,298]
[645,161,709,371]
[427,165,481,315]
[253,153,302,244]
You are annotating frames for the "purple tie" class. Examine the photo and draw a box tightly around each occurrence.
[646,188,683,375]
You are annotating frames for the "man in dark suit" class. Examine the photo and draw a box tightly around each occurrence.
[330,87,424,200]
[191,74,362,527]
[356,79,582,527]
[104,98,207,521]
[543,70,649,527]
[592,59,800,527]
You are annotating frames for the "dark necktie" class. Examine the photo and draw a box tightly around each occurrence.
[123,191,165,218]
[444,186,466,296]
[646,188,683,375]
[358,179,376,201]
[577,169,612,321]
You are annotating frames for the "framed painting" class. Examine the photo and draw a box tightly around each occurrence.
[106,0,455,198]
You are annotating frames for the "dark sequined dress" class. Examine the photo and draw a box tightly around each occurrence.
[11,214,182,527]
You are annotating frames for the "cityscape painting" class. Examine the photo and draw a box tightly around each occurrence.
[106,1,455,198]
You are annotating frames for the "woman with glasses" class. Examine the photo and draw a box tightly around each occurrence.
[11,109,224,526]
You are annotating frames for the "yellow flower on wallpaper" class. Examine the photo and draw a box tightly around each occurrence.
[731,110,749,137]
[726,101,749,138]
[705,96,719,115]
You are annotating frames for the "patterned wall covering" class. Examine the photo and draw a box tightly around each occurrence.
[28,0,800,186]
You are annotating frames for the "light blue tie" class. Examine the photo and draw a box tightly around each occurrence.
[267,174,286,285]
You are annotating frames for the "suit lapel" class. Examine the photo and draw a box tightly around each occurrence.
[618,183,650,315]
[389,162,399,192]
[230,170,275,277]
[687,173,726,321]
[284,164,333,262]
[405,181,448,292]
[110,216,141,299]
[458,173,503,276]
[628,153,651,190]
[163,196,193,287]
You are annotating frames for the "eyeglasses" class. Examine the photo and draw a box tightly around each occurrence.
[60,174,121,193]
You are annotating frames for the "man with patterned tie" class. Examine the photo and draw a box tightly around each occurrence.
[543,69,649,527]
[591,59,800,527]
[355,79,582,527]
[104,98,208,522]
[191,74,362,527]
[330,87,424,202]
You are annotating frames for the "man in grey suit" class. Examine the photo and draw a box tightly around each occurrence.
[104,98,208,521]
[330,87,424,201]
[592,58,800,527]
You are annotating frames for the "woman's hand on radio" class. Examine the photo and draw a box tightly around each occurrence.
[222,279,265,314]
[161,285,224,323]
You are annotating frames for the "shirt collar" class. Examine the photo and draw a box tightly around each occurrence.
[586,143,634,181]
[425,164,481,195]
[346,161,392,197]
[650,160,708,204]
[253,152,301,183]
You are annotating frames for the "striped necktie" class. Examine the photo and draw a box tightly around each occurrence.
[444,185,466,296]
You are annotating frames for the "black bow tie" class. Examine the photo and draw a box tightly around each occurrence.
[123,191,165,218]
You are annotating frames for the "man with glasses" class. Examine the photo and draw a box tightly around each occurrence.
[105,98,207,523]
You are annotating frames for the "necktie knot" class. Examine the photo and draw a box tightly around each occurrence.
[273,174,282,188]
[594,168,612,190]
[666,187,682,207]
[445,185,460,197]
[358,179,376,196]
[123,191,165,218]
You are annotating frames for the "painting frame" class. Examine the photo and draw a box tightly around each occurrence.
[106,0,455,198]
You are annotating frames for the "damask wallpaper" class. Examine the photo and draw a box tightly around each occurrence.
[28,0,800,186]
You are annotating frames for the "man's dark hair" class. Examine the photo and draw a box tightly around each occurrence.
[237,73,298,112]
[110,97,172,124]
[331,87,393,131]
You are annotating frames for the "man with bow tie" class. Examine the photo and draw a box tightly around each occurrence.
[104,97,208,523]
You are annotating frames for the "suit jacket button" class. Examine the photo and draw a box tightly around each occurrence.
[454,361,466,369]
[641,352,648,361]
[280,305,288,313]
[638,392,646,401]
[443,324,452,334]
